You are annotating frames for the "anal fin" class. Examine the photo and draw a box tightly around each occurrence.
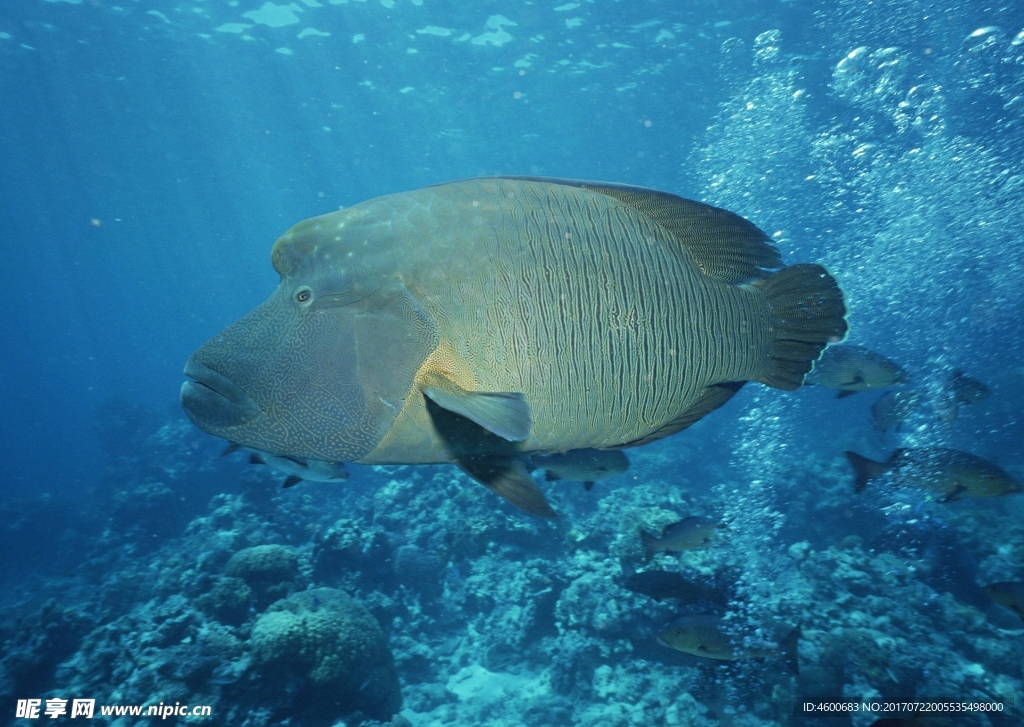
[457,455,557,518]
[615,382,744,449]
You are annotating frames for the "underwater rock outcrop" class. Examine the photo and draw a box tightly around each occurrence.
[224,544,305,608]
[251,587,402,722]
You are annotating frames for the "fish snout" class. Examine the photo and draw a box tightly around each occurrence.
[181,356,261,428]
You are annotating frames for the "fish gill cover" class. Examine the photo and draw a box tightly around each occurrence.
[1,1,1024,727]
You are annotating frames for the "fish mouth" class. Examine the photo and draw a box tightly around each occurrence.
[180,356,261,429]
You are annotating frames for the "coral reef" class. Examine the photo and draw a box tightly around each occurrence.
[2,410,1021,727]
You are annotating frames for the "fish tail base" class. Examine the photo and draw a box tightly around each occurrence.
[844,450,887,493]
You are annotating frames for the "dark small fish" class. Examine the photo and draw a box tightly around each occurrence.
[532,448,629,491]
[936,369,990,423]
[845,448,1021,501]
[208,662,242,685]
[870,388,923,434]
[657,615,800,673]
[223,443,349,487]
[623,570,729,604]
[640,516,720,560]
[871,517,987,609]
[805,344,906,398]
[982,581,1024,624]
[943,369,990,405]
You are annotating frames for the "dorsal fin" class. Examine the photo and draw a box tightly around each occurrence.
[495,176,783,284]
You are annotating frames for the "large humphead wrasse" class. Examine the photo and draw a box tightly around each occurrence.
[181,177,847,516]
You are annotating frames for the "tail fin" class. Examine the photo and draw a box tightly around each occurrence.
[639,530,657,562]
[844,450,887,493]
[752,264,847,390]
[779,625,801,675]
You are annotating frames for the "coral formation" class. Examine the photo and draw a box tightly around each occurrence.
[251,588,401,721]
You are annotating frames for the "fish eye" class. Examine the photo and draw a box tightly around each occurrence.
[294,286,314,306]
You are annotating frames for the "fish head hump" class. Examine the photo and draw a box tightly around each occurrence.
[181,197,440,462]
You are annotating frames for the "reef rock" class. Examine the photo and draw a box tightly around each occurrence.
[251,587,401,722]
[224,544,304,607]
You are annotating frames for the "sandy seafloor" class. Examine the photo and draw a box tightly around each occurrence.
[3,0,1024,725]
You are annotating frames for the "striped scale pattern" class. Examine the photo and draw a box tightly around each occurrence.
[434,180,769,452]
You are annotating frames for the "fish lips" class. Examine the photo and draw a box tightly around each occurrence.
[181,356,261,429]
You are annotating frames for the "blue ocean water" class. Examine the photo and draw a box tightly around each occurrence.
[2,0,1024,725]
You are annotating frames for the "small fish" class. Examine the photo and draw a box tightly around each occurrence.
[845,448,1021,501]
[936,369,990,423]
[870,388,923,434]
[982,581,1024,624]
[943,369,990,405]
[657,615,800,673]
[208,662,242,685]
[222,443,349,488]
[532,448,629,491]
[805,344,906,398]
[640,516,720,560]
[622,569,730,604]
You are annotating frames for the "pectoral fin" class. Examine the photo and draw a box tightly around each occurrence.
[422,373,532,442]
[836,390,858,399]
[456,455,557,517]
